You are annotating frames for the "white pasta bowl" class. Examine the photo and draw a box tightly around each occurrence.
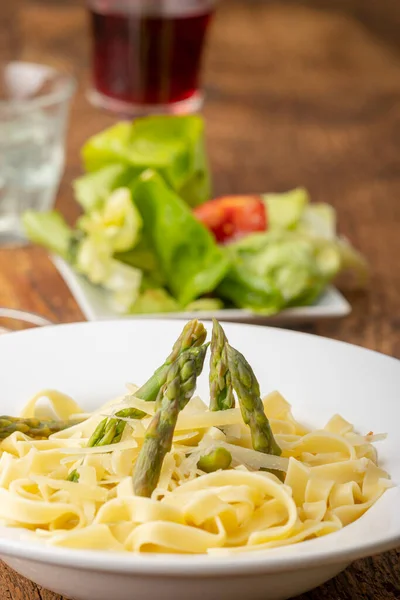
[0,320,399,600]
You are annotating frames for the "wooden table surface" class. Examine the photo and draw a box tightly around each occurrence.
[0,0,399,598]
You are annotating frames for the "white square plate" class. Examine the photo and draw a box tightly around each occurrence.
[52,256,351,325]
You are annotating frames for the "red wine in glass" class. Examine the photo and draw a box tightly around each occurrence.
[87,0,215,114]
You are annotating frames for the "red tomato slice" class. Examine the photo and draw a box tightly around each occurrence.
[194,195,267,243]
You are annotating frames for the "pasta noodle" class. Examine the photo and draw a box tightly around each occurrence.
[0,388,391,554]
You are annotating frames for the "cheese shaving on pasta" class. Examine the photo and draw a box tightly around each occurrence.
[0,388,391,554]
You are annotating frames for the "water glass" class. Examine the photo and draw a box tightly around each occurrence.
[86,0,216,116]
[0,62,76,246]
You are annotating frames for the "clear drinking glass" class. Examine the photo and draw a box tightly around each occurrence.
[0,62,76,246]
[86,0,216,116]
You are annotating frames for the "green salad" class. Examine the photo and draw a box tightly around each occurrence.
[23,115,368,315]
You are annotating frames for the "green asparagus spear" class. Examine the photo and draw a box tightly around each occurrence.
[209,319,235,411]
[88,319,207,447]
[87,408,145,447]
[133,344,208,498]
[226,344,281,457]
[137,319,207,402]
[197,447,232,473]
[0,416,84,440]
[67,469,80,482]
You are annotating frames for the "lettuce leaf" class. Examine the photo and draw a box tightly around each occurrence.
[218,231,331,312]
[74,234,114,285]
[77,188,142,253]
[22,211,73,259]
[263,188,310,230]
[217,262,284,314]
[102,260,142,313]
[297,203,337,239]
[81,115,211,207]
[133,170,230,305]
[82,122,133,172]
[130,288,180,314]
[115,239,160,275]
[22,209,142,314]
[299,234,368,289]
[218,226,368,313]
[185,298,225,312]
[73,164,136,213]
[74,234,142,312]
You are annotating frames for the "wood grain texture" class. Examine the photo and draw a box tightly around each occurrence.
[0,0,399,598]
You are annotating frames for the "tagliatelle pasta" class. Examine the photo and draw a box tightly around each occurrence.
[0,388,391,554]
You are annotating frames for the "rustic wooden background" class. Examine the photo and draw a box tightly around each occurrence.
[0,0,399,598]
